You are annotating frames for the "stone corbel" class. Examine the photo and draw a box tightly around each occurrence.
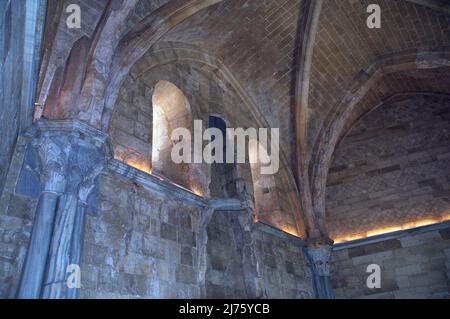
[304,237,334,299]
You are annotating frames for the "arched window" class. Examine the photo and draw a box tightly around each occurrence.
[152,80,192,171]
[151,80,201,192]
[249,140,282,224]
[208,116,236,198]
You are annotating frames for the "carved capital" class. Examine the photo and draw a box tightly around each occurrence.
[31,135,68,193]
[66,141,105,203]
[304,243,332,277]
[28,120,110,199]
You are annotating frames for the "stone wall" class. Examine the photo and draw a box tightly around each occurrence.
[330,223,450,299]
[79,168,314,299]
[0,137,39,298]
[109,58,304,237]
[80,172,204,298]
[0,0,25,195]
[109,76,153,173]
[205,211,248,298]
[253,224,315,299]
[0,132,314,299]
[326,95,450,242]
[205,213,315,299]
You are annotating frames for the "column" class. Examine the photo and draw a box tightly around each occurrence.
[304,239,334,299]
[16,133,67,298]
[16,120,108,299]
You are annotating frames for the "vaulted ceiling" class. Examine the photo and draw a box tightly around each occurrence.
[36,0,450,239]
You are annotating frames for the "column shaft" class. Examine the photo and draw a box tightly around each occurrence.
[41,194,78,298]
[17,192,59,298]
[67,203,87,299]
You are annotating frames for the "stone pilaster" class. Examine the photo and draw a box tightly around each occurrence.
[304,238,334,299]
[234,210,265,299]
[16,120,109,299]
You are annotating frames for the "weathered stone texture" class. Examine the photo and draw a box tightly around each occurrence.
[79,172,314,299]
[110,76,153,171]
[0,138,37,298]
[331,225,450,299]
[205,211,247,298]
[0,1,46,296]
[80,172,203,298]
[326,95,450,241]
[0,0,25,195]
[253,224,315,299]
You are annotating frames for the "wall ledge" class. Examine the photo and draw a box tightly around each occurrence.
[107,159,247,212]
[107,159,209,208]
[254,222,306,245]
[106,159,306,244]
[333,220,450,251]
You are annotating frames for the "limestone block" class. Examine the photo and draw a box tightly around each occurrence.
[160,222,177,242]
[175,265,197,284]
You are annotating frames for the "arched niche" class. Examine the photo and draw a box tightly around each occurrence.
[208,115,237,198]
[152,80,192,169]
[151,80,195,189]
